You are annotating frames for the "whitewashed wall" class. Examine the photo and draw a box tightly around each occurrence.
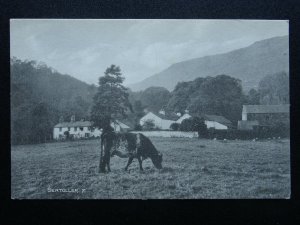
[242,112,247,121]
[140,112,176,130]
[160,119,176,130]
[140,112,161,127]
[53,127,102,140]
[131,131,198,138]
[205,121,228,130]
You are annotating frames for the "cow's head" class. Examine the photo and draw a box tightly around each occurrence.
[152,152,163,169]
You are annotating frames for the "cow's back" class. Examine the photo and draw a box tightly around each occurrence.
[110,133,158,158]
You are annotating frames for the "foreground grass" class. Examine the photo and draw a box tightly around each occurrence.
[11,137,290,199]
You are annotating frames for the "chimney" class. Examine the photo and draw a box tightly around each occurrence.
[70,115,75,123]
[159,110,165,115]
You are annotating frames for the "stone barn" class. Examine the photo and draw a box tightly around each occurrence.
[238,104,290,130]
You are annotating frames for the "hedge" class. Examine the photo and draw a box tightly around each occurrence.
[204,127,289,140]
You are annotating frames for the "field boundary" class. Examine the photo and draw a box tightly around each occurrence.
[130,131,198,138]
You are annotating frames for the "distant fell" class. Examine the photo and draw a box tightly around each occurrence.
[129,36,289,92]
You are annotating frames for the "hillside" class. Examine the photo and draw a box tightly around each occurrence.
[11,58,97,144]
[129,36,289,92]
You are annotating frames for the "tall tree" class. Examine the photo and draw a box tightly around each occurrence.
[90,65,132,173]
[31,102,52,143]
[133,100,145,122]
[166,81,194,113]
[91,65,132,129]
[139,87,171,112]
[188,75,244,124]
[245,88,260,105]
[258,71,289,105]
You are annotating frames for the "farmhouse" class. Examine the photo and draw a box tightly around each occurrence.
[140,108,233,130]
[238,104,290,130]
[177,112,232,130]
[202,114,232,130]
[139,110,179,130]
[53,116,131,140]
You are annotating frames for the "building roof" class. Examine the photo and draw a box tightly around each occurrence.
[54,120,131,129]
[113,120,130,129]
[243,104,290,114]
[202,114,232,126]
[152,112,180,121]
[176,113,192,122]
[182,113,232,126]
[118,119,134,129]
[54,121,92,128]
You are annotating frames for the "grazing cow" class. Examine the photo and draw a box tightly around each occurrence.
[99,131,163,172]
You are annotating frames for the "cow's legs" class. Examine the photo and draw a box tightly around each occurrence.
[99,141,106,173]
[137,157,144,171]
[125,156,134,171]
[106,154,111,172]
[102,145,111,173]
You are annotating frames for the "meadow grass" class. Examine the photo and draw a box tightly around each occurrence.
[11,137,290,199]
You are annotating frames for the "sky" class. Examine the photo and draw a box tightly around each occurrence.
[10,19,288,86]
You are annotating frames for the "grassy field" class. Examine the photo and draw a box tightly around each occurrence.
[11,137,290,199]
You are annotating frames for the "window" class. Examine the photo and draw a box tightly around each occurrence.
[74,127,77,131]
[85,133,90,138]
[59,127,62,132]
[68,127,70,131]
[80,127,83,131]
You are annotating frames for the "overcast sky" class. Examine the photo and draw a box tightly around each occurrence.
[10,19,288,86]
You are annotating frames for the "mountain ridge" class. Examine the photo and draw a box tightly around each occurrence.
[128,35,289,92]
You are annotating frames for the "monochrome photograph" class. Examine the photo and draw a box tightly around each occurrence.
[10,19,290,199]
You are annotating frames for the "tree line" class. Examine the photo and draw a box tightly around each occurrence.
[129,71,289,126]
[11,57,289,144]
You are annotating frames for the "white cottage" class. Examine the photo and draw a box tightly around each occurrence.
[53,117,131,140]
[202,115,232,130]
[139,110,179,130]
[53,121,100,140]
[176,113,232,130]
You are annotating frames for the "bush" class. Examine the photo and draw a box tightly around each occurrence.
[179,118,194,131]
[179,117,208,137]
[192,116,208,138]
[63,131,70,139]
[142,119,155,131]
[206,125,290,140]
[134,124,142,131]
[170,123,180,131]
